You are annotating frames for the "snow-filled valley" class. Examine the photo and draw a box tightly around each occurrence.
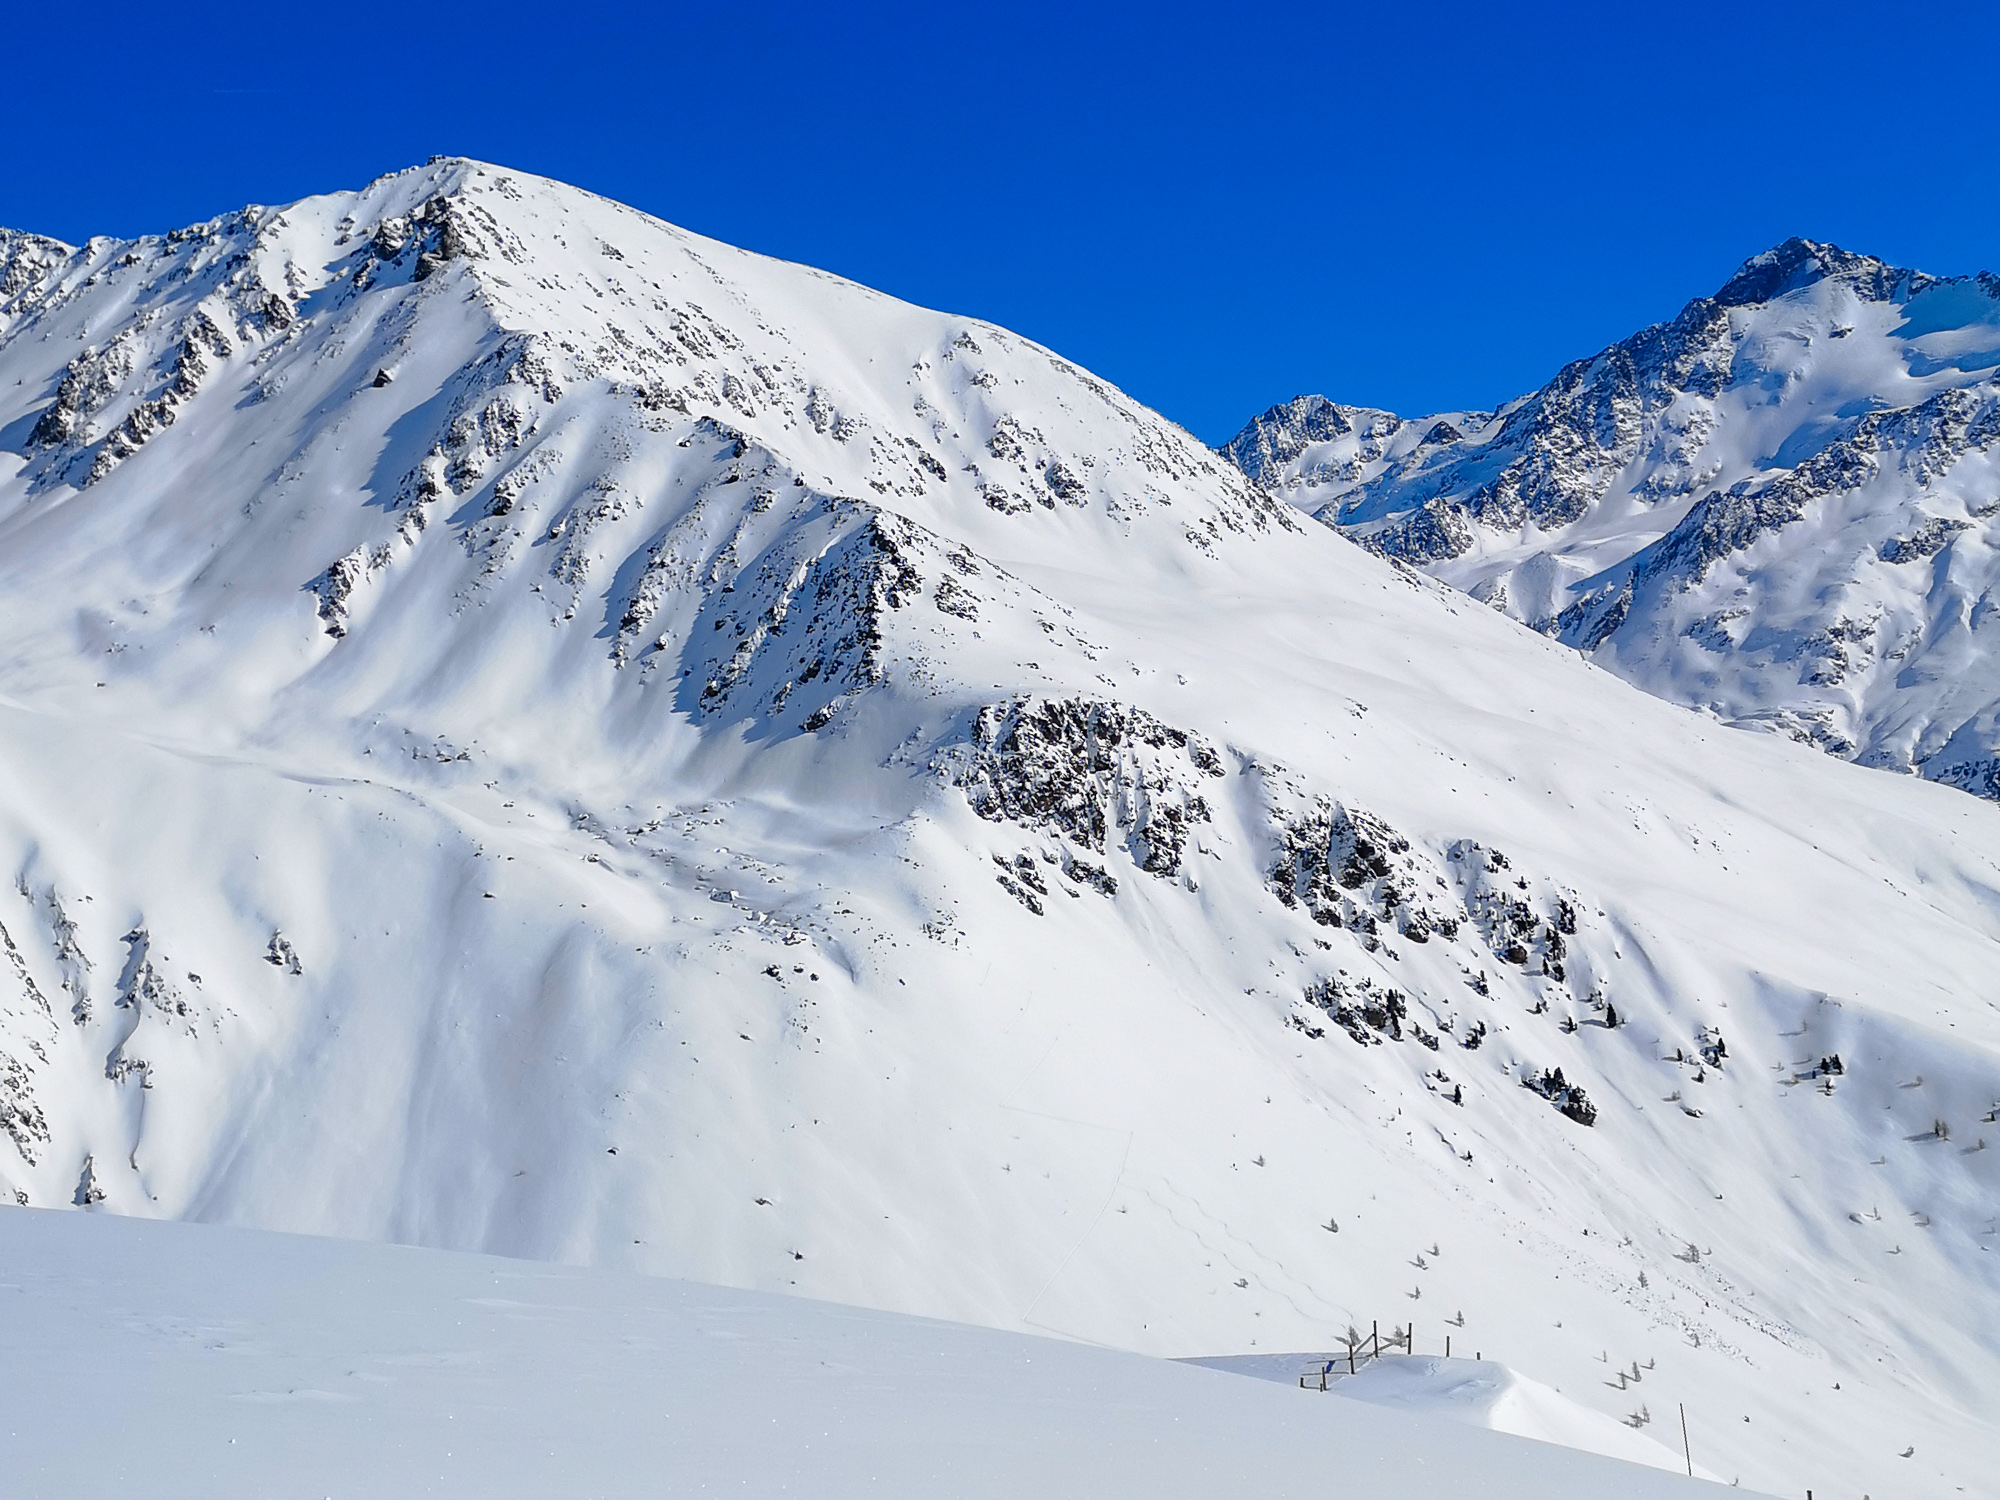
[0,160,1996,1496]
[1225,240,2000,799]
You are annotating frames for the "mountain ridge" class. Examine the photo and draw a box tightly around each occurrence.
[1226,235,2000,797]
[0,163,1996,1497]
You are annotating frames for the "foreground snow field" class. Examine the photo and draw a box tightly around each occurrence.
[0,1208,1726,1499]
[0,161,1994,1497]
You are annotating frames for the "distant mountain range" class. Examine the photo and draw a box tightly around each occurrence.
[1224,239,2000,795]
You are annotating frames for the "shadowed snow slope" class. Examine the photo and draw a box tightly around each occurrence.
[0,1209,1722,1499]
[1228,242,2000,797]
[0,162,1994,1497]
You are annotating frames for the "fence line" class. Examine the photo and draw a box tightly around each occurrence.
[1296,1320,1478,1389]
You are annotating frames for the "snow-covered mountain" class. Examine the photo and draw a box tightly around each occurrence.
[1226,240,2000,795]
[0,164,1997,1497]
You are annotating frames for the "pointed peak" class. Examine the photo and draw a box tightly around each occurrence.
[1241,394,1351,445]
[1713,237,1930,308]
[1220,394,1402,478]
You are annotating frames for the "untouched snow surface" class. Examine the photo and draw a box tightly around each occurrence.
[0,163,1992,1497]
[1226,242,2000,797]
[0,1209,1724,1499]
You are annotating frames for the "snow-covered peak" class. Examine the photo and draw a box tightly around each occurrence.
[1217,393,1407,487]
[1227,236,2000,795]
[1711,234,1938,308]
[0,156,1292,770]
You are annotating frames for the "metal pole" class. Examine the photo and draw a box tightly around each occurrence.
[1446,1334,1451,1358]
[1679,1403,1692,1477]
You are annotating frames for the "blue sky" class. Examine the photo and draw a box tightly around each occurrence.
[8,2,1997,442]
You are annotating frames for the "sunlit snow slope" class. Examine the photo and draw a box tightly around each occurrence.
[0,163,1995,1497]
[1227,241,2000,796]
[1,1209,1719,1499]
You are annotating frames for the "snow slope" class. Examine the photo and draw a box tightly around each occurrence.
[0,163,1994,1497]
[1332,1356,1709,1476]
[1183,1351,1709,1476]
[0,1208,1724,1499]
[1226,241,2000,794]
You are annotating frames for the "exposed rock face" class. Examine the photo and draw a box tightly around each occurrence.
[1226,239,2000,798]
[1219,394,1406,489]
[953,697,1221,877]
[1524,1066,1597,1126]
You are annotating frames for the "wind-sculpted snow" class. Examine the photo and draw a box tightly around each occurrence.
[1228,238,2000,801]
[0,164,1996,1496]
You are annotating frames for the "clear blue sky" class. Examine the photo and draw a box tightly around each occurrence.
[8,2,1997,443]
